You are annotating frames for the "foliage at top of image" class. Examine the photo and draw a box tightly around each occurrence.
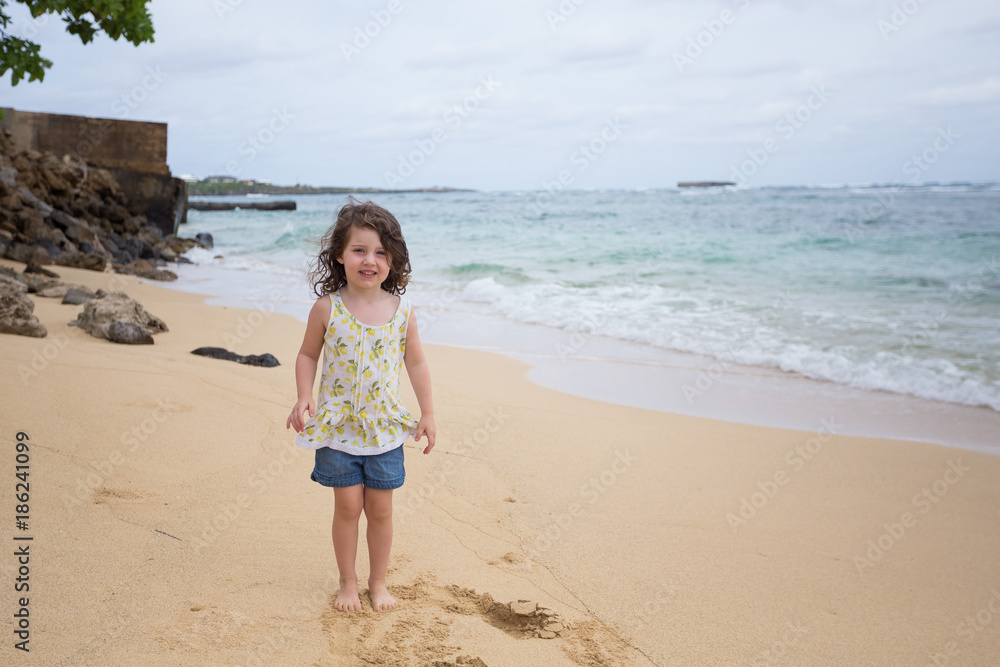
[0,0,154,85]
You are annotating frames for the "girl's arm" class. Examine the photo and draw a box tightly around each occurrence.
[403,308,436,454]
[286,296,331,432]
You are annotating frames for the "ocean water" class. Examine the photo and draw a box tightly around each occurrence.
[173,186,1000,414]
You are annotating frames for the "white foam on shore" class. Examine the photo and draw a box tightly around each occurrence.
[155,257,1000,456]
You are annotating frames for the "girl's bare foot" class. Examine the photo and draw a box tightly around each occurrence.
[334,579,363,612]
[367,580,398,612]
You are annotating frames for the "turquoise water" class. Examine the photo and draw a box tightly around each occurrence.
[177,185,1000,411]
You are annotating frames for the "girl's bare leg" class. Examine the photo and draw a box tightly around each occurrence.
[332,484,365,611]
[364,487,397,611]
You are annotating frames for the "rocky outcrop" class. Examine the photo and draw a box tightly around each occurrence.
[0,275,46,337]
[0,129,207,279]
[70,289,167,343]
[191,347,280,367]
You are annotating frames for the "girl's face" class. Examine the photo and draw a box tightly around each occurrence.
[337,225,391,292]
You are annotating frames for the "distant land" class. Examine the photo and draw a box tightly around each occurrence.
[677,181,736,188]
[186,179,472,196]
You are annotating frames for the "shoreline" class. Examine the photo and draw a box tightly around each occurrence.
[3,258,1000,664]
[158,257,1000,457]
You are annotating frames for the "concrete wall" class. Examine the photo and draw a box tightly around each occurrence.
[0,108,182,235]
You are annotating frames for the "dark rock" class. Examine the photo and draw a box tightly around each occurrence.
[103,202,129,225]
[191,347,280,368]
[24,262,60,278]
[118,259,177,281]
[137,225,163,245]
[22,274,59,293]
[70,289,167,341]
[107,320,154,345]
[139,241,160,261]
[62,287,96,305]
[0,266,21,282]
[101,235,119,255]
[33,237,61,259]
[195,232,214,249]
[124,236,144,261]
[35,280,73,299]
[0,280,46,338]
[0,272,28,293]
[15,186,53,217]
[7,242,51,266]
[54,250,107,271]
[48,209,97,245]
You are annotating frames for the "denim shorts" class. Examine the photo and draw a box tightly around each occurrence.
[310,445,405,490]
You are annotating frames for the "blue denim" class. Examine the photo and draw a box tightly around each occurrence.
[310,445,405,490]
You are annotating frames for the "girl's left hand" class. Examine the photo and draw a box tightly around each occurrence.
[414,414,436,454]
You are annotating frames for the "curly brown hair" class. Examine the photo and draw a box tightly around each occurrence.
[309,197,412,297]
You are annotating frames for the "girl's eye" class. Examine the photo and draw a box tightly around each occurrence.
[377,250,386,255]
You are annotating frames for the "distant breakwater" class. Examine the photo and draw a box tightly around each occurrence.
[187,200,296,212]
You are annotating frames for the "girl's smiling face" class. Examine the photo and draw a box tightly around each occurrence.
[337,225,391,291]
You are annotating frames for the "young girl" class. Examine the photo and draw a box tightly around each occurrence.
[286,198,435,613]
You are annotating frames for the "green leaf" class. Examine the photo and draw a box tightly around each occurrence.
[1,0,154,85]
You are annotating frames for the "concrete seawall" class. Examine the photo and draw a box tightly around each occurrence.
[1,108,186,236]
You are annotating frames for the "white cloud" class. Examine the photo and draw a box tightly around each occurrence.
[1,0,998,189]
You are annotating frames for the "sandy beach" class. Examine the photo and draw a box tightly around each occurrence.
[2,259,1000,666]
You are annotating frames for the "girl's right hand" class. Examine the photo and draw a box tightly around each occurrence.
[286,398,316,433]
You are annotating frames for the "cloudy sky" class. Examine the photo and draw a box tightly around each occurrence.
[2,0,999,190]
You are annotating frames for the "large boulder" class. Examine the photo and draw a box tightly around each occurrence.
[0,278,46,338]
[70,289,167,342]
